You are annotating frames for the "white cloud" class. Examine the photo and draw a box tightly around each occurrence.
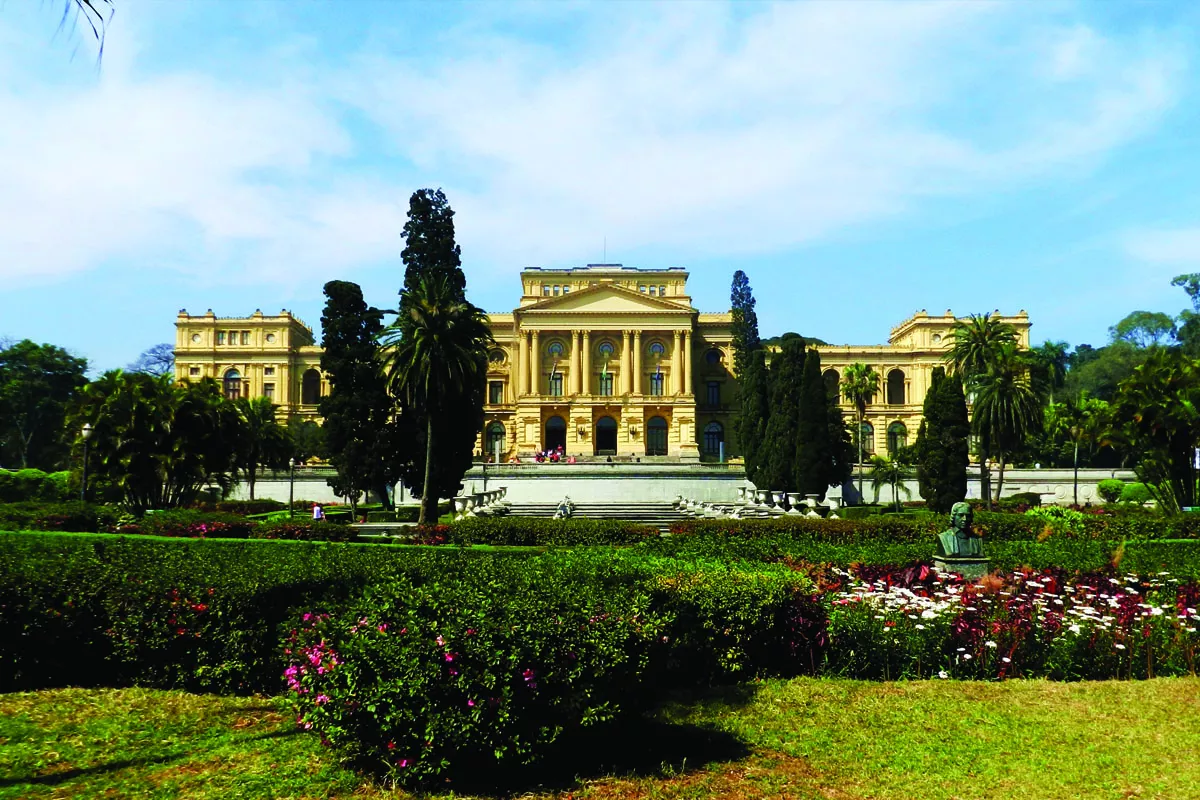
[1125,228,1200,269]
[0,1,1188,290]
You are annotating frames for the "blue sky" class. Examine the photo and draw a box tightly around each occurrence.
[3,0,1200,372]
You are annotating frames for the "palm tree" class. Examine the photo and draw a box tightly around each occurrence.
[868,455,912,511]
[970,346,1043,505]
[1029,341,1070,404]
[233,397,293,501]
[1045,394,1108,506]
[379,275,493,525]
[841,363,879,503]
[945,314,1020,510]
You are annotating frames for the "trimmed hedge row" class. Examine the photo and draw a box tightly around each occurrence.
[0,501,122,532]
[442,517,658,546]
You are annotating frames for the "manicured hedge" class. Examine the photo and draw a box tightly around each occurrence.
[0,469,72,502]
[444,517,658,546]
[0,501,123,532]
[0,532,495,693]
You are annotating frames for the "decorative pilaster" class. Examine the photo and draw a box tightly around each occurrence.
[683,330,693,396]
[530,331,540,397]
[570,330,582,396]
[515,325,526,396]
[581,331,591,395]
[632,331,642,395]
[620,330,631,395]
[672,330,683,395]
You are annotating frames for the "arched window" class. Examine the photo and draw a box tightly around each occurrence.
[823,369,840,402]
[705,349,721,366]
[703,421,724,456]
[301,369,321,405]
[544,415,567,451]
[857,421,875,455]
[887,422,908,454]
[486,422,506,459]
[547,341,564,359]
[648,341,666,358]
[646,416,668,456]
[598,341,615,360]
[223,369,242,401]
[887,369,906,405]
[488,349,505,365]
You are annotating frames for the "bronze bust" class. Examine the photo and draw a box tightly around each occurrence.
[937,502,982,558]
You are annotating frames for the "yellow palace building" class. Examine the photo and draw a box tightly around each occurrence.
[173,265,1029,462]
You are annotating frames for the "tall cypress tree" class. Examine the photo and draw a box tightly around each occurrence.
[934,372,971,511]
[739,349,771,486]
[823,399,854,493]
[731,270,767,474]
[795,348,833,497]
[319,280,404,513]
[394,189,486,509]
[758,338,806,490]
[916,367,946,506]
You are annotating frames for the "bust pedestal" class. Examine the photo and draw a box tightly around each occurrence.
[933,556,991,582]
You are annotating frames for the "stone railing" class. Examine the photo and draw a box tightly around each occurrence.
[672,486,841,520]
[453,487,511,520]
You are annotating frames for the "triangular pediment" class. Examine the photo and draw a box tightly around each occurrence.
[522,284,692,315]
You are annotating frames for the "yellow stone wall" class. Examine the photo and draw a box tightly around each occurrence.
[173,274,1030,463]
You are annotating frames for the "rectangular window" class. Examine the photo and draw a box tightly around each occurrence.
[648,286,657,296]
[599,373,613,396]
[216,331,226,345]
[241,330,250,345]
[542,284,550,296]
[649,373,665,396]
[562,286,570,294]
[553,285,560,296]
[263,383,275,400]
[189,366,200,376]
[264,367,275,376]
[707,381,720,406]
[638,284,646,293]
[660,285,667,296]
[549,373,563,397]
[489,381,504,404]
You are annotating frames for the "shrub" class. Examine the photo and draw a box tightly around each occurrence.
[253,520,356,542]
[285,558,667,786]
[1121,482,1154,505]
[0,501,122,532]
[1097,479,1125,504]
[1025,506,1086,537]
[0,469,72,502]
[210,499,288,515]
[117,509,257,539]
[1003,491,1043,509]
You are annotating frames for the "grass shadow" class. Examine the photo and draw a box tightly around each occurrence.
[0,728,300,789]
[432,683,762,797]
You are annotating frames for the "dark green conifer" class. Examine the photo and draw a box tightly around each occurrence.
[915,367,946,505]
[758,338,806,490]
[794,348,832,497]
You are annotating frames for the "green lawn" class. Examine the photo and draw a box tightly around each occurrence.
[2,678,1198,799]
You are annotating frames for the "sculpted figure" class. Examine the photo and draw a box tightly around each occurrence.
[937,502,982,558]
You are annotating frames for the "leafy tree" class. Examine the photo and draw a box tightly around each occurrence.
[738,349,771,486]
[0,340,89,469]
[970,346,1044,504]
[1029,340,1069,403]
[795,348,834,498]
[757,338,806,491]
[1172,273,1200,357]
[1062,340,1145,401]
[126,343,175,377]
[1114,348,1200,514]
[1109,311,1177,349]
[945,313,1021,509]
[868,455,912,511]
[319,280,404,516]
[232,397,292,500]
[69,372,239,511]
[380,274,493,524]
[841,362,879,500]
[392,189,485,518]
[289,419,327,464]
[1044,394,1109,506]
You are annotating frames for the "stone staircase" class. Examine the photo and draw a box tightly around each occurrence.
[504,501,695,532]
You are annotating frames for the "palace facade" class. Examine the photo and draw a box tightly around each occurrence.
[173,266,1030,462]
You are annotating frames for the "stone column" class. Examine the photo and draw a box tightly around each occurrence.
[581,331,591,395]
[570,330,581,396]
[683,330,693,396]
[530,331,540,397]
[672,330,683,395]
[620,330,631,395]
[632,331,642,394]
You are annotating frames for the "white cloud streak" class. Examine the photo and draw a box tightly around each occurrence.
[0,1,1187,291]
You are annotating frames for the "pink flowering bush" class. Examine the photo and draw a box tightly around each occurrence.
[283,558,668,786]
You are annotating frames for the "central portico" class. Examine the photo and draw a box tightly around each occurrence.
[480,265,735,461]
